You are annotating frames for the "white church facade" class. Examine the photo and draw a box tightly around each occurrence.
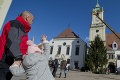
[49,28,87,69]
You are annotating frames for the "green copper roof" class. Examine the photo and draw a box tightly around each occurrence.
[93,0,102,11]
[96,0,100,7]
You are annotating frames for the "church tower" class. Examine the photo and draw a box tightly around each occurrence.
[89,0,106,44]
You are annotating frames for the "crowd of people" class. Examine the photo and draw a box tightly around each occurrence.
[49,57,68,78]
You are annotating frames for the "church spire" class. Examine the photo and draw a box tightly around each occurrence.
[96,0,100,7]
[93,0,102,11]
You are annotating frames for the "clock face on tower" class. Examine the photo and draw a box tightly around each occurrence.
[95,16,99,22]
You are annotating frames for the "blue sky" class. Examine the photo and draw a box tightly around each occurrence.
[2,0,120,44]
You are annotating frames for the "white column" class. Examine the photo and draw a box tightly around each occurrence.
[0,0,12,31]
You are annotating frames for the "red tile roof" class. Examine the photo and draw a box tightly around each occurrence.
[54,27,79,38]
[106,33,120,50]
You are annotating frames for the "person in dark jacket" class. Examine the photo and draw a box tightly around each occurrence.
[0,11,33,80]
[52,57,59,77]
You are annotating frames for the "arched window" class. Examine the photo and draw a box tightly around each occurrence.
[50,46,53,54]
[66,46,70,55]
[112,41,118,50]
[58,46,61,54]
[75,45,80,55]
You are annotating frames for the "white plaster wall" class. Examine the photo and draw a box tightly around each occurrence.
[49,38,86,69]
[115,51,120,72]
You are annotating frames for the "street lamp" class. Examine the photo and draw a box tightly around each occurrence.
[114,58,118,74]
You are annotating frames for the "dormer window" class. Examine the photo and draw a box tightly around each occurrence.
[114,44,116,48]
[112,41,118,50]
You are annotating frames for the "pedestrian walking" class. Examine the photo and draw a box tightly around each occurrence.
[0,11,33,80]
[49,58,53,71]
[68,65,70,71]
[52,57,59,77]
[106,67,109,75]
[59,58,67,78]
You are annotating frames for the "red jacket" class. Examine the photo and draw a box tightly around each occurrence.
[0,16,31,60]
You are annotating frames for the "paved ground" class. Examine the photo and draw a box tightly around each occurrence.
[11,70,120,80]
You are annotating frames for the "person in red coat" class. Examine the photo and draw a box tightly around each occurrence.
[0,11,34,80]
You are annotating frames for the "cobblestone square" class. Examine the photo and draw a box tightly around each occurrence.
[11,70,120,80]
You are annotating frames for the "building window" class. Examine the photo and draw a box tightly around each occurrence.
[74,61,79,69]
[77,41,79,43]
[66,46,70,55]
[112,54,114,59]
[58,46,61,54]
[109,54,114,59]
[114,44,116,48]
[63,42,66,46]
[96,30,99,33]
[109,54,110,59]
[112,41,118,50]
[50,46,53,54]
[117,55,120,60]
[75,45,80,55]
